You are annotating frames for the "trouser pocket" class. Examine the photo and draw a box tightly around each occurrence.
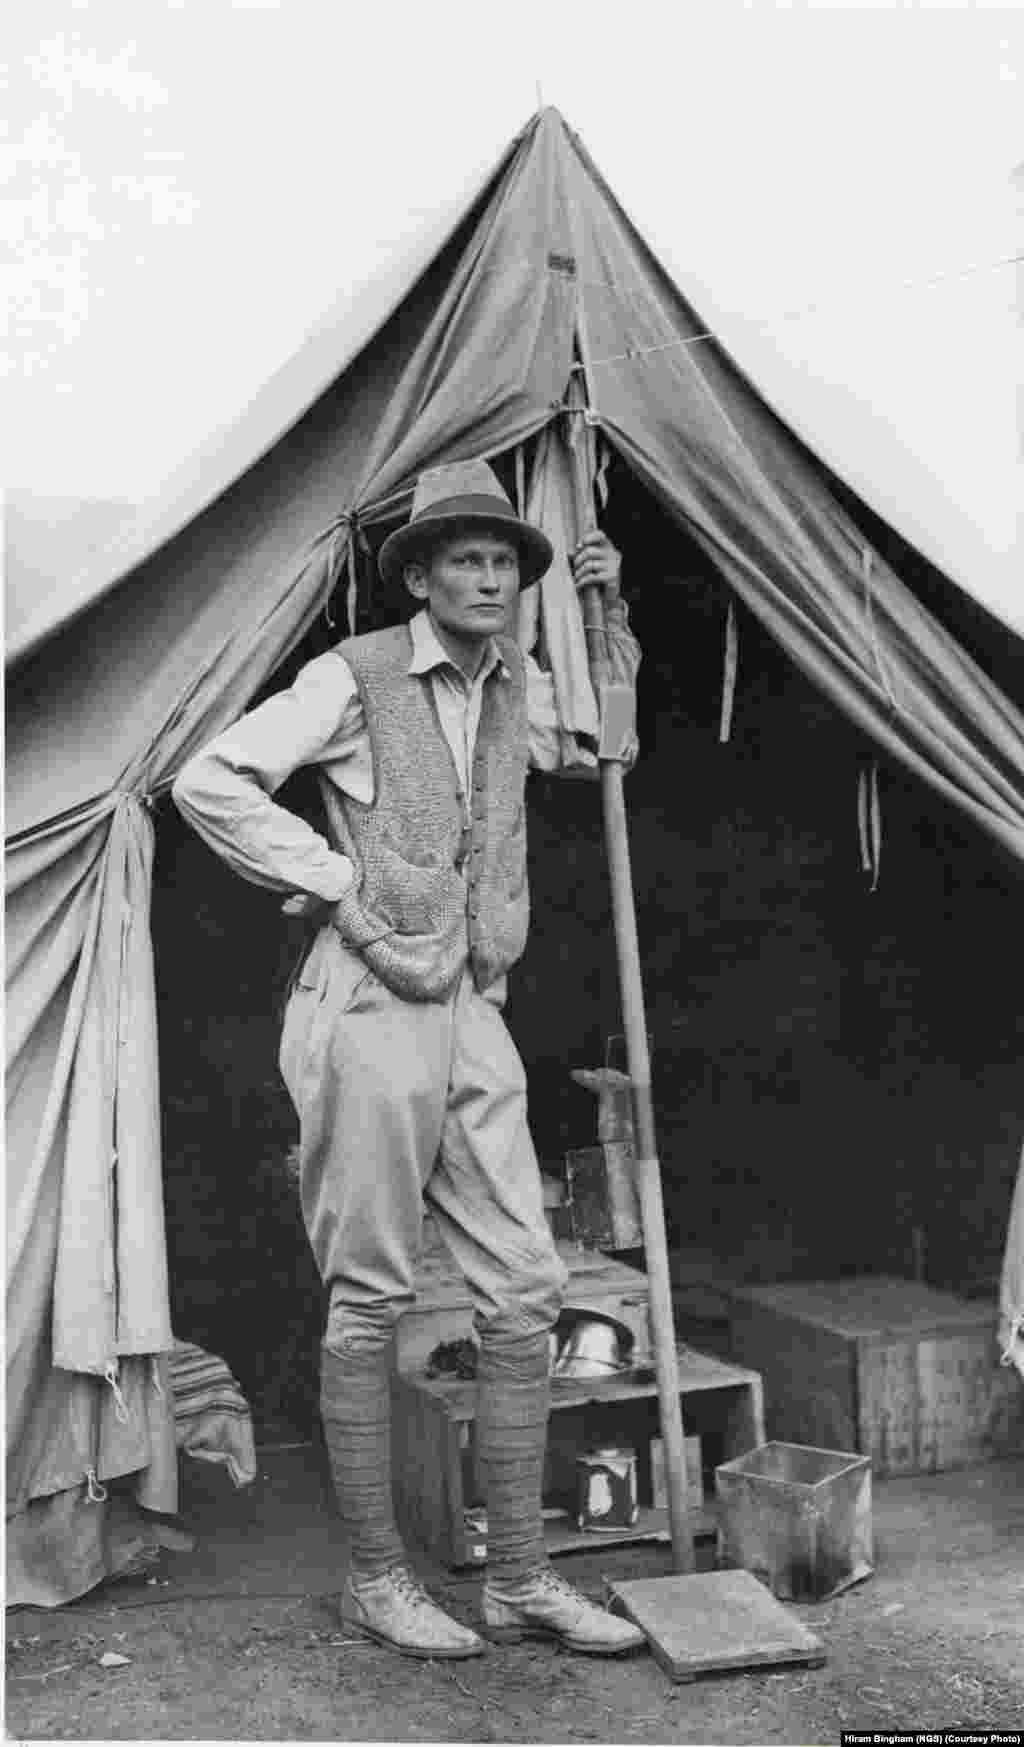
[279,930,374,1108]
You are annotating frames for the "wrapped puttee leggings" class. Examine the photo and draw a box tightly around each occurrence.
[279,925,568,1580]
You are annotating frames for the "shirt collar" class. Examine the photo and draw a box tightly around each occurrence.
[408,608,510,684]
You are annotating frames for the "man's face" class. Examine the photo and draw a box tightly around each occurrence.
[405,531,520,640]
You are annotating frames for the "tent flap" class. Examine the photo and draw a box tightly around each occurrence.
[5,109,584,1566]
[546,112,1024,859]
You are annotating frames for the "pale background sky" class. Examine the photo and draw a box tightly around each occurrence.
[4,0,1022,620]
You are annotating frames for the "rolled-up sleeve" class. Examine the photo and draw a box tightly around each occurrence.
[171,651,362,900]
[603,594,641,767]
[604,595,641,696]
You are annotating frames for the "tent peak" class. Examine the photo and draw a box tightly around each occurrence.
[531,104,575,138]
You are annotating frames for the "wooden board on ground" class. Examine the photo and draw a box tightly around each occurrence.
[606,1569,826,1682]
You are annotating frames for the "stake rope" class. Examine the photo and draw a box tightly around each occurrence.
[581,252,1022,370]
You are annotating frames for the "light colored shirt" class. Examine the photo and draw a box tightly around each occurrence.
[410,612,555,800]
[172,605,636,904]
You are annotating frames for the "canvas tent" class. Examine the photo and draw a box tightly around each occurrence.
[7,107,1023,1606]
[4,492,136,651]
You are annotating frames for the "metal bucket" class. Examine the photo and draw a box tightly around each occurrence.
[550,1313,634,1380]
[715,1440,873,1602]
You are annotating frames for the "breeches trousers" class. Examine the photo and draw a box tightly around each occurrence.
[279,927,568,1346]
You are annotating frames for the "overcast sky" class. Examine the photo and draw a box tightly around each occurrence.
[4,1,1022,611]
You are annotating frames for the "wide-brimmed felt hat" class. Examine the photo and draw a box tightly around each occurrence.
[377,458,553,591]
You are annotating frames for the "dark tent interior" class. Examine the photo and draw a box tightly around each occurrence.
[150,447,1024,1444]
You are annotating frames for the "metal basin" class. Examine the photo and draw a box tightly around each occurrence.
[551,1314,633,1379]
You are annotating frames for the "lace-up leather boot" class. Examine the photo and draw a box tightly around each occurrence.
[342,1565,485,1659]
[482,1565,646,1655]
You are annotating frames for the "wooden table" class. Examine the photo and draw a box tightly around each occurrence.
[391,1344,764,1568]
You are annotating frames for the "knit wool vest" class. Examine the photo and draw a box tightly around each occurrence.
[322,624,530,1002]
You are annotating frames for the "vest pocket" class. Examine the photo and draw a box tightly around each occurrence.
[332,881,396,949]
[375,844,462,935]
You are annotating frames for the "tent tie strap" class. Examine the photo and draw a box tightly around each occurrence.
[150,1356,166,1400]
[85,1467,108,1505]
[315,509,368,633]
[104,1360,130,1425]
[857,760,883,891]
[595,437,611,510]
[514,442,527,517]
[1000,1309,1023,1367]
[109,788,157,816]
[719,599,739,743]
[550,399,601,424]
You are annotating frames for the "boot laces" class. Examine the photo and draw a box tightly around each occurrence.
[387,1565,435,1609]
[501,1564,581,1605]
[352,1563,432,1607]
[531,1567,572,1597]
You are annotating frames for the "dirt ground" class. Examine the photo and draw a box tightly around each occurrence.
[7,1451,1023,1745]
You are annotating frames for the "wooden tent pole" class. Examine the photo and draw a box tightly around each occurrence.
[597,758,694,1572]
[568,405,696,1575]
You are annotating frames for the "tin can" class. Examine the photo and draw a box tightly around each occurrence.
[575,1447,639,1531]
[462,1509,488,1561]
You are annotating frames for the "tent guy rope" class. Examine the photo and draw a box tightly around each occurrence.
[583,250,1023,370]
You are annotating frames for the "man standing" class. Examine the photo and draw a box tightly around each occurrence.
[173,459,645,1659]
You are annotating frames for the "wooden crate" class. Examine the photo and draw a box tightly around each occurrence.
[391,1345,764,1568]
[728,1276,1024,1477]
[395,1238,653,1375]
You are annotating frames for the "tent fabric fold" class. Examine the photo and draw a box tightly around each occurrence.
[516,423,603,768]
[6,105,1022,1606]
